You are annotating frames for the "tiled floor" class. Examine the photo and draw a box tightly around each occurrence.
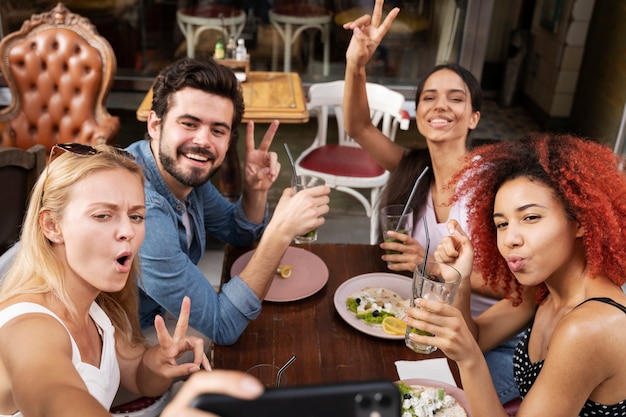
[472,99,542,142]
[111,95,541,287]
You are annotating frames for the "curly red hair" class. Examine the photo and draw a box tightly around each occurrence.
[452,133,626,304]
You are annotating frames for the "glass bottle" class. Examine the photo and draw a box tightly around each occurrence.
[214,37,225,60]
[226,36,237,59]
[235,38,247,61]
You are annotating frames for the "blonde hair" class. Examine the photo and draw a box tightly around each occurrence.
[1,145,146,346]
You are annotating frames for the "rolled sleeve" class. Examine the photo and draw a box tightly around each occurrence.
[220,276,263,321]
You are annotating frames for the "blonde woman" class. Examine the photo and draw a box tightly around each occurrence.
[0,144,210,417]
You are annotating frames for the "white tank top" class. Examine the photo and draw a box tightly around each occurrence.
[0,302,120,416]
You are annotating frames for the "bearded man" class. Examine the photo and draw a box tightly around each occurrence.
[127,57,330,344]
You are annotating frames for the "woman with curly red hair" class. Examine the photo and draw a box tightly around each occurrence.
[406,133,626,416]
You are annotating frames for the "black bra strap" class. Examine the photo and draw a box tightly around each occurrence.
[576,297,626,314]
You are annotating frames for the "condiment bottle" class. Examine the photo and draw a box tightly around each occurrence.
[235,38,247,61]
[214,37,225,60]
[226,36,236,59]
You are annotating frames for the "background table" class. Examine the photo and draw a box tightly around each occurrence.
[269,6,332,76]
[135,71,308,124]
[214,243,461,386]
[177,5,246,59]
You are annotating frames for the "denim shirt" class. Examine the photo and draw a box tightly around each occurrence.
[126,140,267,345]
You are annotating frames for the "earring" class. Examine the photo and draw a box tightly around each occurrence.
[54,238,60,243]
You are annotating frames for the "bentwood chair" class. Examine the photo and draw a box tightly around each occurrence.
[0,3,119,152]
[0,144,46,255]
[294,80,410,244]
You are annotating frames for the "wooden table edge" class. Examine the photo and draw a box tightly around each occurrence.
[135,71,309,124]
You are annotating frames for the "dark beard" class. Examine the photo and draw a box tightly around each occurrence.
[159,144,221,188]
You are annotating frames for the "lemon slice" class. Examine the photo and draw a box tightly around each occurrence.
[276,265,292,279]
[381,316,407,335]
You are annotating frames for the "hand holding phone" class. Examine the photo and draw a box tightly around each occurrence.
[191,380,400,417]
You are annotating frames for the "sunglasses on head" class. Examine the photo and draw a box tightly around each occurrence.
[41,143,136,209]
[48,143,135,163]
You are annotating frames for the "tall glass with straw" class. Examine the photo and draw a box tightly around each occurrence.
[284,144,325,243]
[405,217,462,354]
[379,167,429,262]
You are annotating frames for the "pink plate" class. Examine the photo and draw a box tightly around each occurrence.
[230,246,329,302]
[398,378,471,417]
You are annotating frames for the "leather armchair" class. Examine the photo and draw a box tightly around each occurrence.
[0,3,119,151]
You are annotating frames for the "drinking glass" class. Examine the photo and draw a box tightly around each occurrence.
[379,205,414,260]
[405,261,461,354]
[245,364,288,388]
[292,175,325,243]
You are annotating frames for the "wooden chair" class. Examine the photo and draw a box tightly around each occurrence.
[294,80,410,244]
[0,3,119,152]
[0,144,46,255]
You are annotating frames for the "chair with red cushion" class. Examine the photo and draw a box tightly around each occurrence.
[294,80,410,244]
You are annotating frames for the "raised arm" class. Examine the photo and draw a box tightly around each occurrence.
[238,185,330,299]
[0,315,113,417]
[343,0,404,172]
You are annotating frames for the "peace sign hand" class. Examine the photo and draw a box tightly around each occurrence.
[147,296,212,379]
[243,120,281,192]
[343,0,400,67]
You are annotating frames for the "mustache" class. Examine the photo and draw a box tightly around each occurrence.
[179,146,217,161]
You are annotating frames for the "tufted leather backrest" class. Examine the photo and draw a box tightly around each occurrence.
[0,3,119,152]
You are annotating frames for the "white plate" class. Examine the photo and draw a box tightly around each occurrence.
[333,272,412,340]
[230,246,328,302]
[398,378,471,417]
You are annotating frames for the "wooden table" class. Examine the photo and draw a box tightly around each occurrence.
[214,243,461,386]
[136,71,309,199]
[135,71,308,124]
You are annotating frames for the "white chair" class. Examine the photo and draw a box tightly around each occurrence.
[294,80,410,244]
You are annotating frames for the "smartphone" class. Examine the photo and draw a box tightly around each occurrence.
[190,379,401,417]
